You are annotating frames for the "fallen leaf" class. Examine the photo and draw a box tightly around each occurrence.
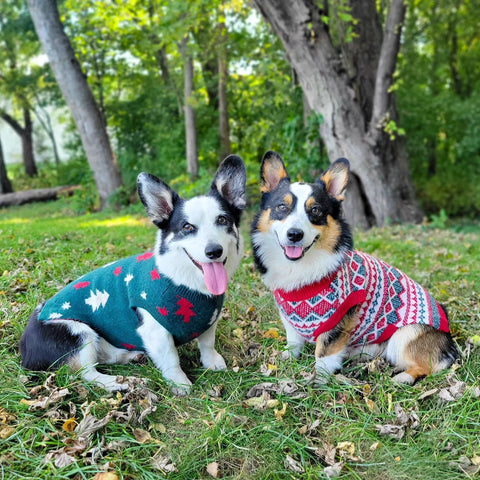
[75,412,112,438]
[314,442,336,466]
[92,473,119,480]
[133,428,152,444]
[284,455,304,473]
[369,441,381,451]
[263,328,279,339]
[375,424,404,439]
[336,441,359,461]
[206,461,221,478]
[274,402,287,420]
[418,388,438,400]
[471,454,480,466]
[151,452,177,473]
[44,450,76,468]
[324,462,343,478]
[63,418,78,433]
[0,426,15,439]
[365,398,376,412]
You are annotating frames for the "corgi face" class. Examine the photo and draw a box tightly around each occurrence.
[251,151,353,291]
[138,155,246,295]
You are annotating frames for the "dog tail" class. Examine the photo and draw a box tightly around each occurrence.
[20,304,82,371]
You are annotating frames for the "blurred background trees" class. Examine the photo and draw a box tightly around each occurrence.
[0,0,478,223]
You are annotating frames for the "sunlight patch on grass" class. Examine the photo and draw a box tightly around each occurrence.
[79,215,146,228]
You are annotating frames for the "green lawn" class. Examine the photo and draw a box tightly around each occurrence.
[1,200,479,479]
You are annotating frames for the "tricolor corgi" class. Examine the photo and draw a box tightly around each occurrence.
[20,155,246,395]
[251,151,458,384]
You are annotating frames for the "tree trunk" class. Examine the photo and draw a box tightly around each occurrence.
[1,109,38,177]
[0,185,78,207]
[27,0,123,208]
[254,0,423,228]
[218,21,231,159]
[22,107,38,177]
[179,36,199,179]
[0,136,13,194]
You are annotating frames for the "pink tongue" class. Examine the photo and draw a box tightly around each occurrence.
[285,246,303,259]
[199,261,228,295]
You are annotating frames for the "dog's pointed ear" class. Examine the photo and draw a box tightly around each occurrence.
[210,154,247,210]
[260,151,289,193]
[318,158,350,201]
[137,172,179,227]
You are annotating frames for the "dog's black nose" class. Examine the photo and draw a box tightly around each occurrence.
[287,228,304,243]
[205,244,223,260]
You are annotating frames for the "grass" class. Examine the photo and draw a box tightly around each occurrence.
[1,199,480,479]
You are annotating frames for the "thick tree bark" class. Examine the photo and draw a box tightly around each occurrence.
[1,109,38,177]
[179,36,199,179]
[254,0,423,228]
[0,136,13,194]
[218,21,231,159]
[27,0,123,208]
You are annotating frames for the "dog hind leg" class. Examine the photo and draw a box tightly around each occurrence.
[385,325,459,384]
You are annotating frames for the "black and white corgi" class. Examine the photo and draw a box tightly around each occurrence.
[20,155,246,395]
[252,151,458,384]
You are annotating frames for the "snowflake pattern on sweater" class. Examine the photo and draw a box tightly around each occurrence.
[38,252,224,350]
[274,251,449,346]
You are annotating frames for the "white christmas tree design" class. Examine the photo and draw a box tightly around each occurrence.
[49,312,63,319]
[140,291,147,300]
[85,289,110,312]
[124,274,134,286]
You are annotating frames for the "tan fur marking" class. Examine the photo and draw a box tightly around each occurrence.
[261,159,288,193]
[256,208,273,233]
[284,193,293,207]
[314,215,341,253]
[315,313,357,358]
[305,196,316,209]
[402,328,449,379]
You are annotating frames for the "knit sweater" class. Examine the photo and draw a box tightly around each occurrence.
[38,252,224,350]
[274,250,449,346]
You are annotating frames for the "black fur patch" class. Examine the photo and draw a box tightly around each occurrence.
[20,306,82,370]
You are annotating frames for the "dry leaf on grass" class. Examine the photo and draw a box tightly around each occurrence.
[206,461,221,478]
[324,462,344,478]
[284,455,304,473]
[336,441,360,462]
[375,404,419,439]
[151,452,177,473]
[274,402,287,420]
[0,426,15,439]
[92,473,119,480]
[245,380,298,398]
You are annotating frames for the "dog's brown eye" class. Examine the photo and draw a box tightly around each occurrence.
[277,204,287,212]
[217,215,228,225]
[182,223,195,233]
[311,207,321,215]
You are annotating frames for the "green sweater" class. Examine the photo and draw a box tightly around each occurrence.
[38,252,224,350]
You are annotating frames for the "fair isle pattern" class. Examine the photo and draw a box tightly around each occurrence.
[274,251,449,345]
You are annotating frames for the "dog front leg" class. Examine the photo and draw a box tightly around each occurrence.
[279,311,306,360]
[196,322,227,371]
[314,312,357,383]
[136,308,192,396]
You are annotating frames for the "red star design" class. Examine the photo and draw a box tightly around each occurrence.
[113,266,122,276]
[137,252,154,262]
[150,269,160,281]
[156,306,168,316]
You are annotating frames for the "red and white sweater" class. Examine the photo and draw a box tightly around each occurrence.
[274,251,449,346]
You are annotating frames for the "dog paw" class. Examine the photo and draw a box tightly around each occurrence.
[392,371,415,385]
[201,351,227,371]
[98,376,130,392]
[281,344,303,360]
[170,380,193,396]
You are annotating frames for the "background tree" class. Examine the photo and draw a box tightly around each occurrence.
[0,136,13,193]
[0,0,39,177]
[27,0,123,208]
[253,0,423,228]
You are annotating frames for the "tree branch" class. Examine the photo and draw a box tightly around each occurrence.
[369,0,406,137]
[1,111,24,136]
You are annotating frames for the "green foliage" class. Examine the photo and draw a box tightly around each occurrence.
[1,202,480,478]
[399,0,480,217]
